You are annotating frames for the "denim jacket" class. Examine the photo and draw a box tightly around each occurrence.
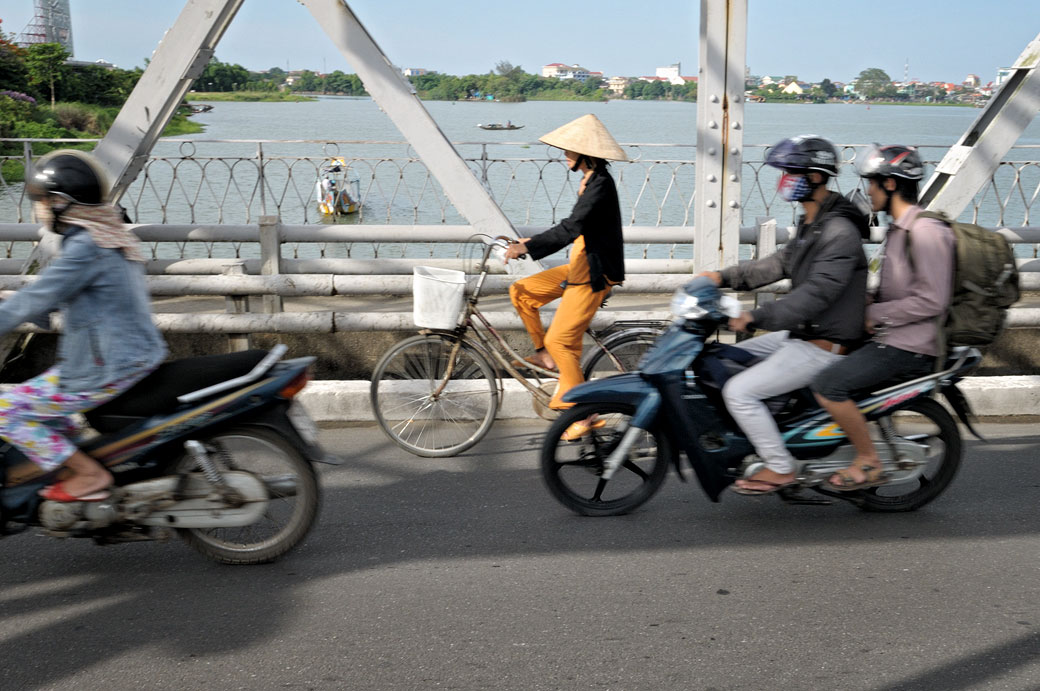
[0,226,167,391]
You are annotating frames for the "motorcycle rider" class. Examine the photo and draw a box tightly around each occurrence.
[701,135,870,495]
[812,144,954,490]
[0,150,167,501]
[504,114,625,439]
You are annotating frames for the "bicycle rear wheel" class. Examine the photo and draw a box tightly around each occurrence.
[582,330,660,380]
[370,334,499,457]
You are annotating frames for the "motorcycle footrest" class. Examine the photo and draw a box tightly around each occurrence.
[777,486,833,505]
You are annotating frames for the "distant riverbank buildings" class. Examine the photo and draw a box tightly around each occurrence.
[541,61,696,97]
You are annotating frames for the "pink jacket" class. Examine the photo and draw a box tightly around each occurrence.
[868,206,955,357]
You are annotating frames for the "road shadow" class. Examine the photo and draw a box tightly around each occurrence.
[1,423,1038,688]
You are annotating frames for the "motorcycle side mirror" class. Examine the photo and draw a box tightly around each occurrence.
[718,294,743,319]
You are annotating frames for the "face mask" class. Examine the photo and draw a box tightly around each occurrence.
[778,172,812,202]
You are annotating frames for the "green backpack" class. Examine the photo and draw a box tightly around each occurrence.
[916,211,1019,348]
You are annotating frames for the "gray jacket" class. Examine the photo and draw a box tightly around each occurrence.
[0,226,167,391]
[720,193,869,345]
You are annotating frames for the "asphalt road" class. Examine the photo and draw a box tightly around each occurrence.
[2,420,1040,691]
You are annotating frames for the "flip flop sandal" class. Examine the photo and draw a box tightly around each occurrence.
[38,481,111,503]
[731,479,796,496]
[827,465,887,492]
[510,357,558,373]
[560,418,607,442]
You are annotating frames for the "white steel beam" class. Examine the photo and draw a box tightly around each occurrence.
[92,0,245,201]
[920,33,1040,216]
[298,0,539,271]
[694,0,747,272]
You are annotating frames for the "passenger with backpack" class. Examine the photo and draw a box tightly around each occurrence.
[812,144,955,491]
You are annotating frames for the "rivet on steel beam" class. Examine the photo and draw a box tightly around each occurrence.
[711,95,720,103]
[729,174,739,182]
[708,148,717,155]
[707,174,717,182]
[708,121,718,129]
[732,122,741,130]
[706,200,717,208]
[729,200,740,208]
[730,147,740,155]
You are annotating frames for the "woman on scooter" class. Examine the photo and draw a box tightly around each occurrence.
[503,114,626,439]
[0,150,167,502]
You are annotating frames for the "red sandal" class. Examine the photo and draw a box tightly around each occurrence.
[38,481,111,502]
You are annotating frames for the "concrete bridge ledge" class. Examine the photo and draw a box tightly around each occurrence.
[299,376,1040,424]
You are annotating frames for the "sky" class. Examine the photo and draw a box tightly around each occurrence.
[1,1,1038,85]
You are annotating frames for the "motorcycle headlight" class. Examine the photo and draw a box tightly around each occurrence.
[670,288,709,320]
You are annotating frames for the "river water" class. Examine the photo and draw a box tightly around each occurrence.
[2,98,1038,260]
[167,97,1040,230]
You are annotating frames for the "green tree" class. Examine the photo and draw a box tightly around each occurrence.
[819,78,836,98]
[494,60,524,80]
[644,80,666,99]
[0,29,30,94]
[196,57,250,92]
[855,67,896,100]
[25,42,69,106]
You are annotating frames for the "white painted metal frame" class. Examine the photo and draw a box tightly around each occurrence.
[93,0,246,200]
[694,0,747,272]
[920,32,1040,216]
[297,0,540,272]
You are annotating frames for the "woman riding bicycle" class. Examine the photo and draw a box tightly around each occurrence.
[503,114,626,437]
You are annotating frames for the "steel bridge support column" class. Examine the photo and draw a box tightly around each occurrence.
[920,33,1040,216]
[92,0,245,200]
[299,0,540,273]
[694,0,747,272]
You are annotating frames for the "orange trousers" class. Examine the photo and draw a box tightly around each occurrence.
[509,264,610,409]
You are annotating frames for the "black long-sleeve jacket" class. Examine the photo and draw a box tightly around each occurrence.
[719,192,869,346]
[523,166,625,292]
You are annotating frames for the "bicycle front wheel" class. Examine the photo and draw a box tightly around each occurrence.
[370,333,499,457]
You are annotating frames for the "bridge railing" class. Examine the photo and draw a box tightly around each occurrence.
[0,219,1037,339]
[2,139,1038,251]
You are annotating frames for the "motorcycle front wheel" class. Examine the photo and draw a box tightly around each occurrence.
[541,403,673,517]
[175,425,320,564]
[859,398,962,512]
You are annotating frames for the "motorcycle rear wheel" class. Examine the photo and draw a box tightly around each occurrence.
[541,403,673,516]
[859,398,961,512]
[175,425,320,564]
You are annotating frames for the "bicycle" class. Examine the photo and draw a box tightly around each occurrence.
[369,235,667,457]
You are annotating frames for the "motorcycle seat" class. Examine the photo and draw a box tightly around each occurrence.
[84,350,270,434]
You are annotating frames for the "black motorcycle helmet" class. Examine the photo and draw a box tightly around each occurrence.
[855,143,924,209]
[765,135,839,177]
[854,144,924,180]
[26,149,109,206]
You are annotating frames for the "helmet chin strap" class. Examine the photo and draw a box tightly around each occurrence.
[49,199,73,233]
[880,183,895,216]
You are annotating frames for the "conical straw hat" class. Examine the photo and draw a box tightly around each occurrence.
[539,114,627,161]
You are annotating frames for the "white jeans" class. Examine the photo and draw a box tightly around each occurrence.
[721,331,844,474]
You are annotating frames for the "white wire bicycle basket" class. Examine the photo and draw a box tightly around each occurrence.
[412,266,467,329]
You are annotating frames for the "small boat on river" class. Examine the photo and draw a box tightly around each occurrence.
[477,123,524,131]
[315,157,361,216]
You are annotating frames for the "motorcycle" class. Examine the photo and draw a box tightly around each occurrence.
[540,276,982,516]
[0,345,336,564]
